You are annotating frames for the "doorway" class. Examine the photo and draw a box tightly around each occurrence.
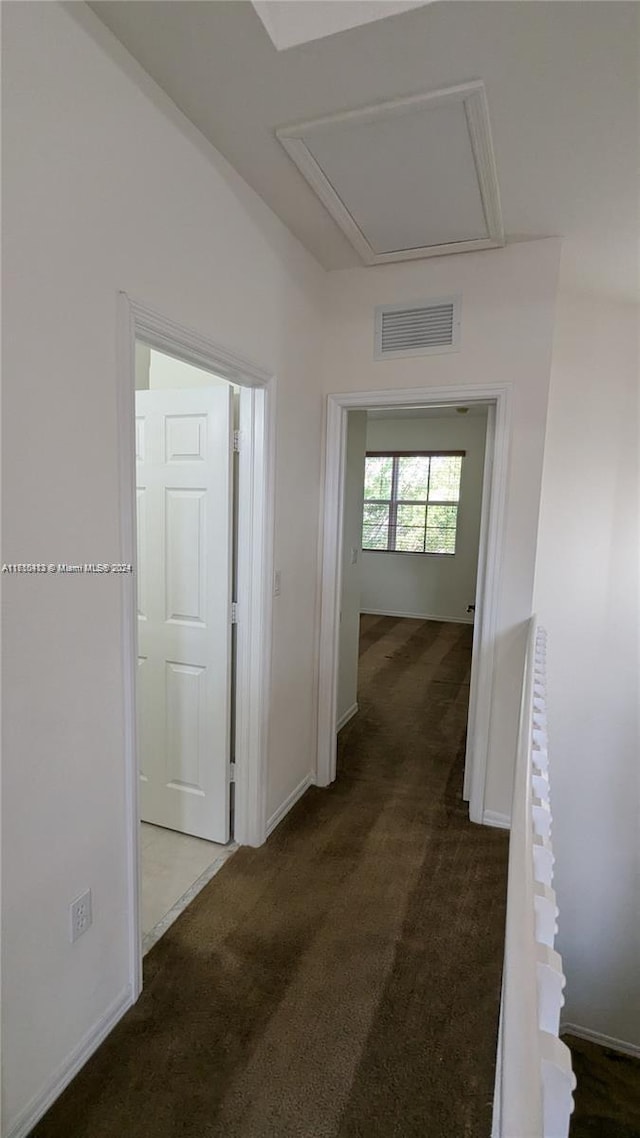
[316,384,510,825]
[118,296,275,994]
[135,345,240,949]
[336,404,489,809]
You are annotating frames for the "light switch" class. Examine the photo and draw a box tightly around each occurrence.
[274,569,281,597]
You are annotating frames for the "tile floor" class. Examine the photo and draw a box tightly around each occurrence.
[140,822,236,952]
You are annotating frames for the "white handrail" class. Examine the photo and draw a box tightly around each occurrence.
[492,620,575,1138]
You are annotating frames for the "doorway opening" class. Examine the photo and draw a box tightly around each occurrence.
[118,296,275,996]
[316,385,510,825]
[336,404,489,812]
[134,344,240,952]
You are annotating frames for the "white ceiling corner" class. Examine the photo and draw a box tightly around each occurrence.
[251,1,431,52]
[276,81,504,266]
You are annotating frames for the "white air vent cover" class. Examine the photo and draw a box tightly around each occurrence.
[375,297,461,359]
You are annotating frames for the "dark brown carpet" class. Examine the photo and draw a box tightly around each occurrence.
[32,616,509,1138]
[566,1034,640,1138]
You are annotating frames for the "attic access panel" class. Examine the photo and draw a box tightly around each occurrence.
[276,81,504,266]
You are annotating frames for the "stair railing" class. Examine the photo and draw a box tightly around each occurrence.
[492,620,576,1138]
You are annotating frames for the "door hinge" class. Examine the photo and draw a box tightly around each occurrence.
[233,430,241,453]
[229,761,236,783]
[231,601,238,624]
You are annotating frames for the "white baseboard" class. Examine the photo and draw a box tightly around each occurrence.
[560,1021,640,1058]
[336,702,358,732]
[360,608,474,624]
[483,809,511,830]
[266,773,314,838]
[6,985,134,1138]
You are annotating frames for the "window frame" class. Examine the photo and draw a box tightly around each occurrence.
[362,449,465,556]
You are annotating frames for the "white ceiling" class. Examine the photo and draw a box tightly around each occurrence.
[89,1,639,300]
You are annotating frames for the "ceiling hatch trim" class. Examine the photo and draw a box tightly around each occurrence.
[276,81,504,266]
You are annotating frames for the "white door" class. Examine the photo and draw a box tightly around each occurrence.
[135,386,233,843]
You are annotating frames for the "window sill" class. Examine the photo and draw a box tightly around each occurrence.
[362,549,456,557]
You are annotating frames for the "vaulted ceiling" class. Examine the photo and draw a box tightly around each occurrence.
[89,1,638,301]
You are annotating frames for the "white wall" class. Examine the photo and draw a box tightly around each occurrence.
[534,290,640,1050]
[321,238,561,825]
[361,412,487,622]
[1,4,326,1132]
[336,411,367,727]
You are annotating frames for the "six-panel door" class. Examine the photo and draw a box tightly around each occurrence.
[135,385,233,843]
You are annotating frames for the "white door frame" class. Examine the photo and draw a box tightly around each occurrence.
[117,294,275,998]
[315,384,511,826]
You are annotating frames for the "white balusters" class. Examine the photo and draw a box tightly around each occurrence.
[536,944,565,1035]
[532,833,554,887]
[493,621,576,1138]
[532,795,552,840]
[534,882,559,948]
[532,770,549,801]
[532,630,576,1133]
[540,1033,576,1138]
[532,742,549,776]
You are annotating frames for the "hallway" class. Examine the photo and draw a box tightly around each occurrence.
[33,617,509,1138]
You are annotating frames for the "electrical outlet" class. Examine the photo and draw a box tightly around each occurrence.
[70,889,92,943]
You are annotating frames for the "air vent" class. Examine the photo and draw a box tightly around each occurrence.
[374,297,461,360]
